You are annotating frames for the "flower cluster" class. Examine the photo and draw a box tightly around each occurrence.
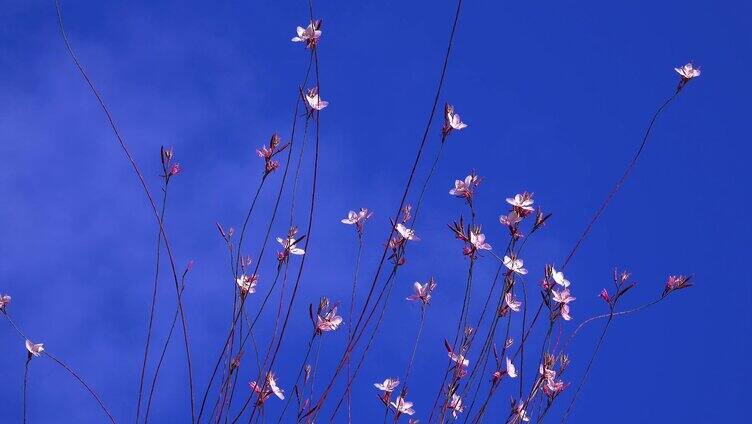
[662,274,693,297]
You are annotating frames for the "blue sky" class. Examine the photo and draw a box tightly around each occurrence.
[1,0,749,422]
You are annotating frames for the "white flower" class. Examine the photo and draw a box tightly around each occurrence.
[446,107,468,131]
[236,274,258,295]
[396,223,419,241]
[407,280,436,304]
[277,236,305,255]
[267,373,285,400]
[448,350,470,368]
[449,175,476,199]
[505,357,517,378]
[503,255,528,275]
[552,289,576,321]
[390,396,415,416]
[448,393,464,419]
[504,292,521,312]
[316,306,343,332]
[305,87,328,111]
[291,21,321,47]
[675,63,701,80]
[341,208,372,226]
[550,267,570,288]
[470,231,492,251]
[25,340,44,357]
[374,378,400,392]
[506,193,534,213]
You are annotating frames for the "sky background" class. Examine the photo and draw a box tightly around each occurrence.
[1,0,750,422]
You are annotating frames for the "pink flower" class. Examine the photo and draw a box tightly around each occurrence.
[506,192,535,216]
[675,63,701,80]
[543,378,567,398]
[407,279,437,305]
[316,306,343,333]
[25,340,44,357]
[390,396,415,416]
[236,274,258,295]
[470,230,492,251]
[505,292,521,312]
[506,357,517,378]
[305,87,328,111]
[448,393,464,419]
[449,174,479,200]
[503,255,528,275]
[341,208,373,231]
[499,211,522,227]
[169,163,182,176]
[374,378,400,393]
[550,267,570,288]
[552,289,576,321]
[291,21,322,48]
[396,223,419,241]
[249,372,285,403]
[0,293,10,310]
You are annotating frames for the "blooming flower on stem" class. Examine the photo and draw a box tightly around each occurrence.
[675,62,701,92]
[550,267,570,288]
[449,173,480,201]
[552,288,576,321]
[447,393,464,419]
[374,378,400,393]
[341,208,373,234]
[316,305,343,333]
[390,396,415,416]
[249,372,285,403]
[505,292,521,313]
[442,103,468,137]
[503,255,528,275]
[236,274,259,296]
[506,192,535,217]
[25,340,44,358]
[304,87,328,111]
[407,279,437,305]
[396,223,419,241]
[276,227,305,261]
[445,341,470,368]
[469,228,492,252]
[291,20,322,48]
[505,357,518,378]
